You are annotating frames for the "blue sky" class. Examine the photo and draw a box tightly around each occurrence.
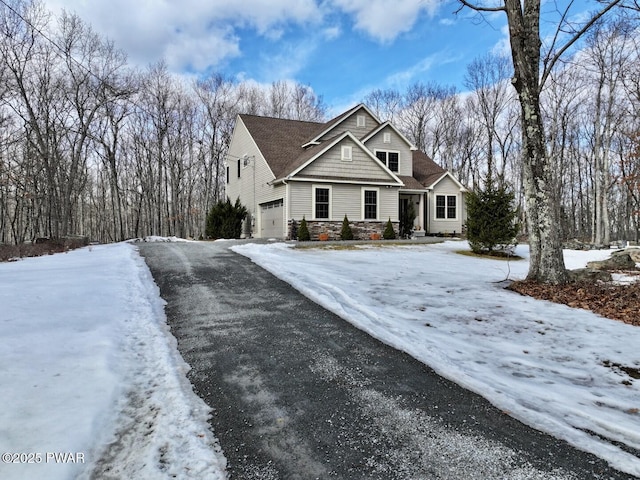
[41,1,518,113]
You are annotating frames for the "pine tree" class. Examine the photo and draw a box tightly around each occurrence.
[298,216,310,241]
[466,186,519,255]
[383,218,396,239]
[340,215,354,240]
[205,198,248,239]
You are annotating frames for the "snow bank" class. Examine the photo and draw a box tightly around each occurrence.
[0,243,226,480]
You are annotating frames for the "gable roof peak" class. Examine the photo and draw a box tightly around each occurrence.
[301,103,383,148]
[361,120,418,150]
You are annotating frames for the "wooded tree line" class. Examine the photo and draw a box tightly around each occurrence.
[0,0,638,247]
[365,15,640,246]
[0,0,325,244]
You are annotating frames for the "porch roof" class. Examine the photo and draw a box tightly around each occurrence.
[397,175,428,191]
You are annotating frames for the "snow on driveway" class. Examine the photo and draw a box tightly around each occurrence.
[0,242,226,480]
[233,240,640,478]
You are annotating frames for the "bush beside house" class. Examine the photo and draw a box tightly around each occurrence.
[383,219,397,240]
[298,216,310,241]
[206,198,248,239]
[340,216,354,240]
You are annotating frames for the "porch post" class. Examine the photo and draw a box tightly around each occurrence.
[418,193,425,230]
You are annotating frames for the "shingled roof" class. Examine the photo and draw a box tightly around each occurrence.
[412,150,447,188]
[239,112,447,189]
[239,114,322,179]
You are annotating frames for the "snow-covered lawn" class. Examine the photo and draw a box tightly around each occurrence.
[0,243,226,480]
[2,239,638,478]
[233,240,640,478]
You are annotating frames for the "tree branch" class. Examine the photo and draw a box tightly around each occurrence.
[542,1,575,73]
[455,0,506,14]
[540,0,623,88]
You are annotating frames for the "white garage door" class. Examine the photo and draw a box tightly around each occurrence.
[260,199,284,238]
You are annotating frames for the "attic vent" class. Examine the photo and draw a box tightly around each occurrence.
[341,146,352,161]
[357,115,366,127]
[383,132,391,143]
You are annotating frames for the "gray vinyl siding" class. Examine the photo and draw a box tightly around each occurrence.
[364,127,413,177]
[378,187,399,221]
[319,110,379,141]
[226,117,281,237]
[428,175,464,234]
[289,181,399,222]
[288,182,310,219]
[332,185,363,220]
[298,139,392,181]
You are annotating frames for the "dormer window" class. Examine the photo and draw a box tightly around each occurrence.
[357,115,366,127]
[375,150,399,172]
[341,146,352,161]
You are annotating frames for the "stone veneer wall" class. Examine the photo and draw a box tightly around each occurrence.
[288,219,398,241]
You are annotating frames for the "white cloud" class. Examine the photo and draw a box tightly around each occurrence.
[322,25,342,41]
[164,28,241,72]
[258,37,320,81]
[41,0,321,72]
[386,55,437,86]
[329,0,440,43]
[491,24,512,57]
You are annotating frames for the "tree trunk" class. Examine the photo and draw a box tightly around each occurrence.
[505,0,568,284]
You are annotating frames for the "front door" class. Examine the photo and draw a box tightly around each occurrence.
[399,197,413,238]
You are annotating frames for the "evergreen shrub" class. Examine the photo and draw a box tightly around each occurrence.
[383,218,396,239]
[205,198,248,239]
[298,216,310,241]
[340,215,354,240]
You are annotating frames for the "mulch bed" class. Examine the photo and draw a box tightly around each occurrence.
[508,278,640,327]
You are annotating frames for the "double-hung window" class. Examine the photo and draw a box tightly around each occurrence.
[375,150,399,172]
[436,195,457,219]
[363,189,378,220]
[314,187,330,219]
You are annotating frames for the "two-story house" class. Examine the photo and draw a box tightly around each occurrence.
[225,104,466,240]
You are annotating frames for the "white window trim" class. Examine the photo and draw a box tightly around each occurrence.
[341,145,352,162]
[357,115,366,127]
[434,194,458,220]
[361,187,380,221]
[383,132,391,143]
[373,149,401,172]
[312,184,332,220]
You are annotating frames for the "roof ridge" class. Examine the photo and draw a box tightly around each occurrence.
[239,112,324,126]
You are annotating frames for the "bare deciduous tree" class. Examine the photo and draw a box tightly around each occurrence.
[464,53,513,187]
[457,0,625,284]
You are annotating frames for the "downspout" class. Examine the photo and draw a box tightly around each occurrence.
[284,179,290,239]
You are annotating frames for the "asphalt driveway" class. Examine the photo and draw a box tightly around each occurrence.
[138,240,632,479]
